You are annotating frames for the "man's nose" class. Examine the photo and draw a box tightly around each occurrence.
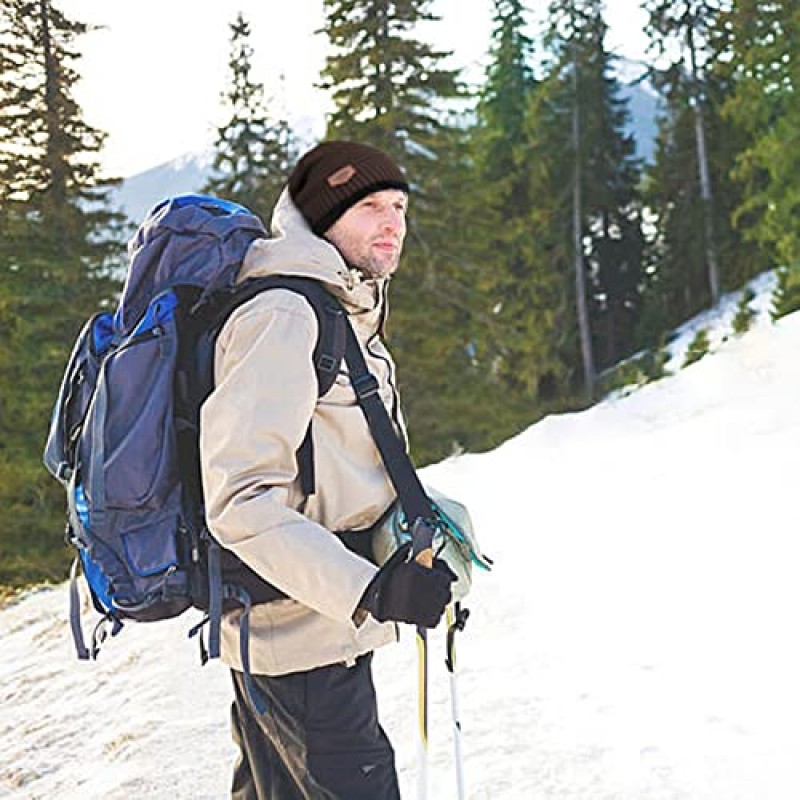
[381,208,404,232]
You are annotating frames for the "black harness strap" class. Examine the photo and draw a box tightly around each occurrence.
[202,275,346,498]
[296,291,347,497]
[341,318,436,528]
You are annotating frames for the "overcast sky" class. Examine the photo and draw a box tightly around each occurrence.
[57,0,649,178]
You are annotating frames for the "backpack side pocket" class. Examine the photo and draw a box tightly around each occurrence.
[82,296,181,512]
[43,312,114,484]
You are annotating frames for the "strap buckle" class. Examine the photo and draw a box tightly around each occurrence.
[317,353,338,373]
[352,373,379,400]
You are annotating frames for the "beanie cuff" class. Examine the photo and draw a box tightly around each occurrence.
[312,180,410,236]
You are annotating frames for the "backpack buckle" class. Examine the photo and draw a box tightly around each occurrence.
[317,353,338,374]
[56,462,73,482]
[352,373,379,400]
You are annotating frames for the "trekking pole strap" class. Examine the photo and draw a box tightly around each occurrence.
[446,603,470,673]
[445,605,468,800]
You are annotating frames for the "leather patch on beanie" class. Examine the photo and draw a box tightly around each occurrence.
[327,164,357,187]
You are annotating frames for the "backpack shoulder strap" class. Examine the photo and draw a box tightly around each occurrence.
[261,276,346,398]
[202,275,346,497]
[204,275,346,397]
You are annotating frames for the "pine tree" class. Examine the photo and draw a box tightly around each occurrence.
[473,0,570,410]
[204,12,298,222]
[0,0,123,591]
[320,0,464,267]
[543,0,646,388]
[682,326,710,366]
[643,0,727,306]
[0,0,125,262]
[731,286,756,335]
[576,15,645,373]
[641,0,766,338]
[321,0,460,164]
[639,93,702,336]
[719,0,800,271]
[702,59,768,292]
[321,0,504,463]
[771,265,800,321]
[641,64,755,335]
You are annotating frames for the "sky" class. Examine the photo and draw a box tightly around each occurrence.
[57,0,650,179]
[5,270,800,799]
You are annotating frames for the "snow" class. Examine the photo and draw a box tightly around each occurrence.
[3,275,799,799]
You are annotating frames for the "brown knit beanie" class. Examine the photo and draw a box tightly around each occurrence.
[288,141,409,236]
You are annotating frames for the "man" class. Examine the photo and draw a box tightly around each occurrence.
[200,141,456,799]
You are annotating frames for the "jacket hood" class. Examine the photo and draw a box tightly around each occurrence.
[239,188,388,323]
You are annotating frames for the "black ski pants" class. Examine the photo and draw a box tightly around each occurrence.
[230,653,401,800]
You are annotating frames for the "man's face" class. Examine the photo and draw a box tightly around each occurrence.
[324,189,408,279]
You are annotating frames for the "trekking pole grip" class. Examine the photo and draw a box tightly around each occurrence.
[410,518,435,569]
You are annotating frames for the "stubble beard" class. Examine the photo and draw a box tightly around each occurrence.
[356,251,400,279]
[326,226,403,280]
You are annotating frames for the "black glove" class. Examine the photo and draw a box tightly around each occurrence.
[359,542,456,628]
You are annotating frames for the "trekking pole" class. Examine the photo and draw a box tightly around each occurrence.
[411,518,435,800]
[446,603,470,800]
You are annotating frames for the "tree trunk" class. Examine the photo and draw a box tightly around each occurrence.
[687,21,720,306]
[572,52,595,399]
[40,0,65,208]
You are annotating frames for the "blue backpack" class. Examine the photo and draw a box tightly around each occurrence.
[43,195,347,681]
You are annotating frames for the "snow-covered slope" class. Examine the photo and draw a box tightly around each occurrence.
[3,281,799,799]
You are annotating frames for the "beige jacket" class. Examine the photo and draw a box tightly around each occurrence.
[199,190,401,675]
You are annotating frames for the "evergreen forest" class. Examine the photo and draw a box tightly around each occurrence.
[1,0,798,594]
